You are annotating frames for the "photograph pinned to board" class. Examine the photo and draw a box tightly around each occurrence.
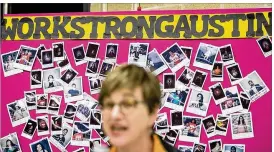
[13,45,38,71]
[72,44,87,66]
[41,49,54,69]
[215,114,229,136]
[160,42,189,73]
[128,42,149,67]
[239,70,269,102]
[64,76,84,103]
[24,90,37,110]
[193,43,219,71]
[52,42,65,61]
[256,35,272,57]
[105,43,119,63]
[186,89,211,117]
[85,42,100,61]
[7,99,30,127]
[211,61,224,82]
[226,63,243,85]
[85,59,100,77]
[219,44,235,66]
[180,46,193,67]
[146,48,168,76]
[179,116,202,143]
[190,69,208,91]
[42,67,63,93]
[30,69,43,89]
[1,50,23,77]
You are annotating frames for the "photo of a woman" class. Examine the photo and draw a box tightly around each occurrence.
[237,116,247,133]
[3,139,20,152]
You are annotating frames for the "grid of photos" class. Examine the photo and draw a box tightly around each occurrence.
[1,39,270,152]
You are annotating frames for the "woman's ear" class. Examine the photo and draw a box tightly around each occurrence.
[149,105,159,127]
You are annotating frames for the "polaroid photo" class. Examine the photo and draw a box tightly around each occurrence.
[89,138,101,152]
[89,109,102,129]
[1,50,23,77]
[24,90,37,110]
[60,68,78,85]
[223,144,245,152]
[98,60,114,78]
[85,59,100,77]
[52,42,65,61]
[85,42,100,61]
[57,52,72,72]
[0,133,22,152]
[192,143,207,152]
[64,76,84,103]
[37,44,47,63]
[128,42,149,67]
[163,129,179,146]
[220,86,243,115]
[179,116,202,143]
[209,83,227,105]
[186,89,211,117]
[180,46,193,67]
[51,116,63,135]
[193,43,219,70]
[71,121,91,147]
[160,43,190,73]
[72,44,87,66]
[215,114,229,136]
[36,94,48,114]
[202,115,216,138]
[226,63,243,85]
[170,110,183,129]
[105,43,119,63]
[63,103,77,124]
[7,99,30,127]
[155,113,169,134]
[239,92,251,113]
[239,71,269,102]
[163,73,176,92]
[41,49,54,69]
[177,67,194,89]
[178,145,193,152]
[37,115,50,136]
[49,122,72,152]
[219,44,235,66]
[256,35,272,57]
[73,147,85,152]
[29,137,53,152]
[211,61,224,82]
[209,139,222,152]
[81,92,98,109]
[95,128,110,143]
[43,67,63,93]
[164,87,190,111]
[13,45,38,71]
[21,118,37,140]
[230,112,254,139]
[190,70,208,91]
[48,95,62,115]
[75,99,95,122]
[89,77,102,94]
[30,69,43,89]
[146,48,168,75]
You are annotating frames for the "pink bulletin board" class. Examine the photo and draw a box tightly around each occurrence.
[0,8,272,152]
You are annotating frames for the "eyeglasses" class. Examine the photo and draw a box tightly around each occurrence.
[101,98,145,114]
